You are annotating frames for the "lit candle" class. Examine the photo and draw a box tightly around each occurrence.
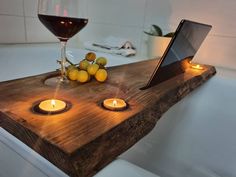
[191,63,204,70]
[103,98,127,111]
[39,99,66,113]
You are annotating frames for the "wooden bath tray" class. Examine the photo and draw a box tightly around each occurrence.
[0,59,216,177]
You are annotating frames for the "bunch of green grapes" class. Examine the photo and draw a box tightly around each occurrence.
[67,52,108,83]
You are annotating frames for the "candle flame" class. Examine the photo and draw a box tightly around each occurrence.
[51,99,56,108]
[112,100,118,107]
[196,64,200,68]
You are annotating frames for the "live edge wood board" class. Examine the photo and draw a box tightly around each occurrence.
[0,59,216,177]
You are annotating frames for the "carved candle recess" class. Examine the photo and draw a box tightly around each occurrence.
[33,99,69,114]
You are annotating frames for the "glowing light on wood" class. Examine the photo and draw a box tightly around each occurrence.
[191,63,204,70]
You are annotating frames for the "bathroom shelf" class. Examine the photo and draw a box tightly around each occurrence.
[0,59,216,177]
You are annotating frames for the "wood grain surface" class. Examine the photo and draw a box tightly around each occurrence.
[0,59,216,177]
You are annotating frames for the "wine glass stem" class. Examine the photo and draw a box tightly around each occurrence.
[60,41,67,80]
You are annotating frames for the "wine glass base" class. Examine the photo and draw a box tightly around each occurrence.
[44,76,79,88]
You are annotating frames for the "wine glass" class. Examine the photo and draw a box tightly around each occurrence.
[38,0,88,84]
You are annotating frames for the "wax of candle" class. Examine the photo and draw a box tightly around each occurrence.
[39,99,66,113]
[103,98,127,111]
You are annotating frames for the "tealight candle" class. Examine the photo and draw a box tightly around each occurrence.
[38,99,66,113]
[103,98,127,111]
[191,64,204,70]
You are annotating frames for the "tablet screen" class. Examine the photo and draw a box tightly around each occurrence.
[161,20,212,67]
[142,19,212,89]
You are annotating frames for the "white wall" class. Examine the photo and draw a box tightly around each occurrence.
[1,0,236,69]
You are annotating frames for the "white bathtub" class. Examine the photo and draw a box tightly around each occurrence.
[121,67,236,177]
[0,43,137,82]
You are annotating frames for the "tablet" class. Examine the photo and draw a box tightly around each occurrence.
[141,19,212,89]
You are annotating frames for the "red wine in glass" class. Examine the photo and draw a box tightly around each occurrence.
[38,0,88,86]
[38,14,88,42]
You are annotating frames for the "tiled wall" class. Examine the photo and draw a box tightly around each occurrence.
[1,0,236,69]
[0,0,56,43]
